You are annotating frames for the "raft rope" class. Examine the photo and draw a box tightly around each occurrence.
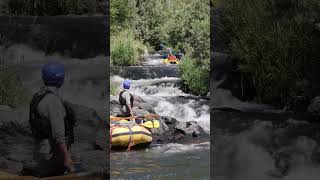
[110,125,118,149]
[127,126,135,151]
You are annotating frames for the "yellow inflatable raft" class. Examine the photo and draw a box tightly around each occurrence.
[110,121,153,150]
[163,58,180,64]
[0,170,93,180]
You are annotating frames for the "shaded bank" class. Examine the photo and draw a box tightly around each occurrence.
[0,16,108,59]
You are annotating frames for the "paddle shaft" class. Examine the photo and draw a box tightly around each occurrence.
[110,114,159,121]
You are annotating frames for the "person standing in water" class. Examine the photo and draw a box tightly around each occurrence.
[118,79,134,117]
[28,62,76,177]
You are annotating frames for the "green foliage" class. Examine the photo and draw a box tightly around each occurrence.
[179,55,210,96]
[110,78,119,96]
[219,0,320,105]
[111,30,146,66]
[110,0,137,33]
[0,66,24,107]
[110,0,210,95]
[1,0,105,15]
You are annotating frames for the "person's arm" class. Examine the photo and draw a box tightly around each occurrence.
[47,95,74,172]
[57,143,74,172]
[124,92,133,116]
[126,104,133,116]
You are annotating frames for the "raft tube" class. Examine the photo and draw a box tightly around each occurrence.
[0,171,95,180]
[110,122,153,150]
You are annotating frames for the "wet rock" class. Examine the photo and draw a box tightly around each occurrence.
[272,136,318,177]
[0,105,12,111]
[77,150,109,173]
[110,95,150,116]
[175,121,207,138]
[161,116,179,129]
[91,130,108,151]
[137,103,155,114]
[110,99,121,116]
[0,105,14,125]
[0,157,23,174]
[285,95,309,112]
[308,96,320,119]
[315,23,320,32]
[150,118,170,136]
[64,102,107,151]
[64,101,103,127]
[151,117,208,144]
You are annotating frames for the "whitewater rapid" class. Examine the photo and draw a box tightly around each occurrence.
[111,76,210,132]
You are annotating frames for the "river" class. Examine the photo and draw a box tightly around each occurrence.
[110,53,210,179]
[211,54,320,180]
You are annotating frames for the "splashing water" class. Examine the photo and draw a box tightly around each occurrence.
[111,76,210,132]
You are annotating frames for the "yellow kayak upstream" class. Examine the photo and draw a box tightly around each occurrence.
[163,58,180,64]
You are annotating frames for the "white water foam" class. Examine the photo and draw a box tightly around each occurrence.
[111,76,210,132]
[148,142,210,154]
[214,121,320,180]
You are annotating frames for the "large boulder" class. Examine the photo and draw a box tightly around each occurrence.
[64,102,108,151]
[151,116,208,144]
[0,157,23,174]
[150,117,171,138]
[307,96,320,119]
[315,23,320,32]
[175,121,208,138]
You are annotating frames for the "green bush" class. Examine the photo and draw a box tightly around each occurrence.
[218,0,320,105]
[110,78,118,96]
[110,0,137,34]
[0,66,24,107]
[110,0,210,95]
[111,30,146,66]
[1,0,105,16]
[179,55,210,96]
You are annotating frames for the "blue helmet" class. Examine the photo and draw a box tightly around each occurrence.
[42,62,65,87]
[123,79,131,89]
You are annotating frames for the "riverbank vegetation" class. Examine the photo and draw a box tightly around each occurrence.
[0,66,25,107]
[111,30,147,66]
[0,35,25,107]
[0,0,105,15]
[110,78,118,96]
[111,0,210,95]
[217,0,320,108]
